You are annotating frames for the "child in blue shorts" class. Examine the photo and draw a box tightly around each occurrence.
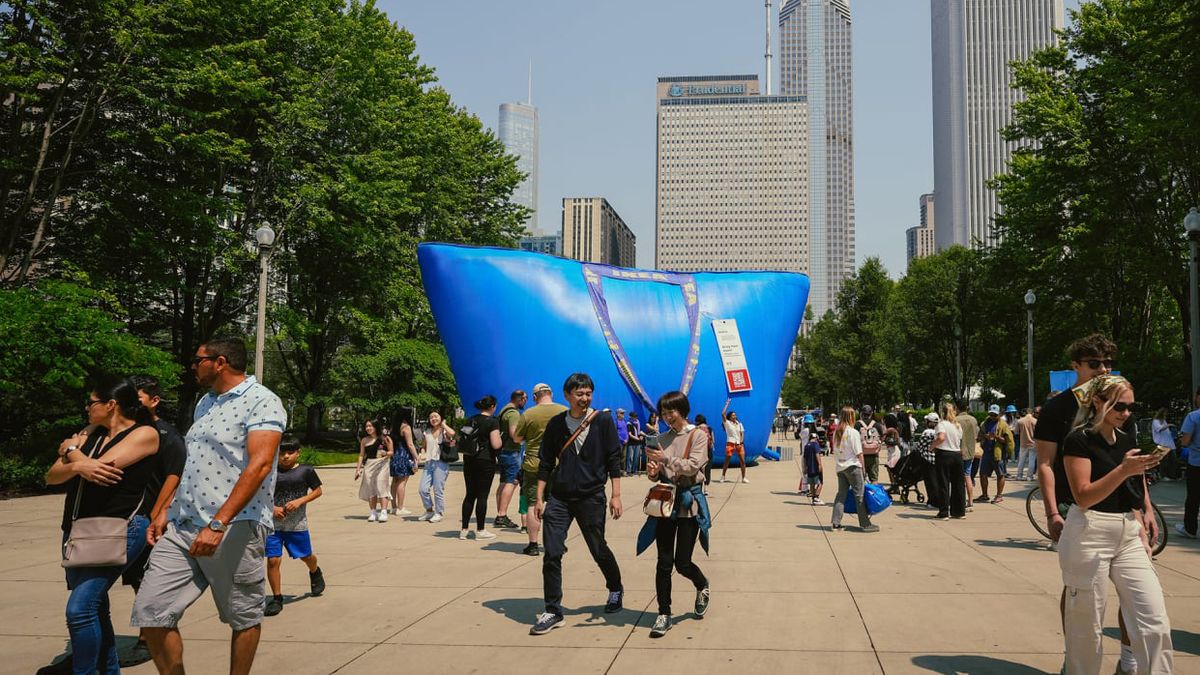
[265,437,325,617]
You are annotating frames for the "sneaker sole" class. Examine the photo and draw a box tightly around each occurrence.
[529,622,562,636]
[650,628,670,638]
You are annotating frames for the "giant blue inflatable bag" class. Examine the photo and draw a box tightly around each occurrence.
[417,243,809,465]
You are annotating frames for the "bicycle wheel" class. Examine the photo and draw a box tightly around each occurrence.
[1026,486,1051,540]
[1151,502,1168,556]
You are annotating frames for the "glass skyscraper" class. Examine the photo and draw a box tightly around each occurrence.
[931,0,1064,249]
[778,0,853,322]
[498,102,539,232]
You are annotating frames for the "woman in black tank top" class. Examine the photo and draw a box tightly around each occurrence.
[45,377,159,674]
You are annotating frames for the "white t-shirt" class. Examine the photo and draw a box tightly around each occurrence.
[724,419,745,444]
[833,426,863,471]
[934,420,962,452]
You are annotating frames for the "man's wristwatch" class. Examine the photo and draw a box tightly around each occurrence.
[207,519,228,533]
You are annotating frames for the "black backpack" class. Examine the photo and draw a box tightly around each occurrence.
[458,415,491,459]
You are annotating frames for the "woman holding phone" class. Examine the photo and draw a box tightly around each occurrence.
[1058,375,1172,674]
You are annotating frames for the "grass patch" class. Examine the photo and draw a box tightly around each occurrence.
[298,448,360,467]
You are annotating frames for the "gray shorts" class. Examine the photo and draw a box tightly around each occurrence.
[130,520,267,631]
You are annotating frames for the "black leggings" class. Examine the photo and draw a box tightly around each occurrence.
[655,517,707,615]
[461,460,496,530]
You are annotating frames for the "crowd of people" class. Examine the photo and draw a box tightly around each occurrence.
[41,329,1186,674]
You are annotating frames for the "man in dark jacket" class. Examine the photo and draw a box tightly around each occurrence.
[530,372,624,635]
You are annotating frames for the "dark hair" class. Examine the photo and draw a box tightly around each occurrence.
[395,407,414,426]
[92,376,154,426]
[130,375,164,400]
[883,412,898,428]
[1068,333,1116,362]
[202,337,248,372]
[694,414,707,425]
[563,372,594,393]
[474,394,497,410]
[279,436,301,453]
[657,390,690,418]
[510,389,526,403]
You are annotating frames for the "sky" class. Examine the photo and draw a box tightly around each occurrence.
[386,1,1081,278]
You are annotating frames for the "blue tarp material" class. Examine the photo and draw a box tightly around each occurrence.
[417,243,810,465]
[1049,369,1120,396]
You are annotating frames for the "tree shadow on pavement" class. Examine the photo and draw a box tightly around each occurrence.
[481,597,644,628]
[910,654,1045,674]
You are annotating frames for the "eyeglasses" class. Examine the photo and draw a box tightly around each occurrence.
[1084,358,1115,370]
[190,354,220,366]
[1111,402,1137,414]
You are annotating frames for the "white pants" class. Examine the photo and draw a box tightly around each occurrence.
[1059,506,1172,674]
[1016,445,1037,479]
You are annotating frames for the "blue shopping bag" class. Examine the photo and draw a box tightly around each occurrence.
[844,482,892,515]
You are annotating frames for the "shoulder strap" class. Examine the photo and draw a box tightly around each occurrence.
[71,426,146,522]
[682,429,698,459]
[560,409,601,453]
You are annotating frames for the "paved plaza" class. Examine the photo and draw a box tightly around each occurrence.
[4,438,1200,674]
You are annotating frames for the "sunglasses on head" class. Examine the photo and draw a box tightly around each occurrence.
[1083,358,1115,369]
[1110,402,1137,414]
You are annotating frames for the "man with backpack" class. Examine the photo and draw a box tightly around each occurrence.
[856,406,885,483]
[976,404,1013,504]
[530,373,625,635]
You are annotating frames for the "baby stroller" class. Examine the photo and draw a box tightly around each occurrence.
[888,448,928,504]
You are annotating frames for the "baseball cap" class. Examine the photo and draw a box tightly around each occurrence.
[532,382,552,394]
[803,414,814,423]
[988,404,1001,415]
[925,412,940,422]
[1005,404,1018,413]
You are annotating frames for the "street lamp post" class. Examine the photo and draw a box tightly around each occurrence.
[254,223,276,383]
[953,323,963,402]
[1025,290,1036,409]
[1185,208,1200,395]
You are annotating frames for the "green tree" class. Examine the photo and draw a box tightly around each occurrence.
[0,275,178,457]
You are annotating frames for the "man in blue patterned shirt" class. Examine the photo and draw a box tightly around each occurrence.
[132,337,286,675]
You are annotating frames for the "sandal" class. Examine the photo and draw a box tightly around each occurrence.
[991,496,1005,504]
[973,496,991,503]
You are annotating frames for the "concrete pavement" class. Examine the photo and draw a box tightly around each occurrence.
[4,437,1200,674]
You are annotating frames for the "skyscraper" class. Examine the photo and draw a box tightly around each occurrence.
[931,0,1064,249]
[906,192,936,266]
[562,197,636,267]
[654,76,809,279]
[778,0,854,321]
[498,102,539,233]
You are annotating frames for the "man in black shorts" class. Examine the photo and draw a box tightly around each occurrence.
[1033,333,1152,675]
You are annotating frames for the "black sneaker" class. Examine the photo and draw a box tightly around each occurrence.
[650,613,671,638]
[695,586,710,618]
[523,542,541,556]
[530,612,564,635]
[493,516,510,529]
[265,595,284,617]
[860,524,881,533]
[604,590,623,613]
[310,567,326,596]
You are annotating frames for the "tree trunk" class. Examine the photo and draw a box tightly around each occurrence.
[305,402,324,442]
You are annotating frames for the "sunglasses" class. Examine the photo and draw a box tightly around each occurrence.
[85,399,105,409]
[190,354,220,366]
[1083,358,1115,369]
[1110,402,1137,414]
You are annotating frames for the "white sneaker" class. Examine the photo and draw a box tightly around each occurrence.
[741,477,750,484]
[378,510,388,523]
[417,511,433,522]
[720,477,728,483]
[1176,523,1197,539]
[811,498,825,505]
[367,510,378,523]
[476,530,497,540]
[397,508,413,516]
[459,529,469,540]
[429,513,444,523]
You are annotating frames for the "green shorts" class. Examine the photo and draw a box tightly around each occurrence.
[520,469,539,512]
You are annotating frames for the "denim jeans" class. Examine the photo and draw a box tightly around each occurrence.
[64,515,149,674]
[420,459,450,514]
[624,443,640,474]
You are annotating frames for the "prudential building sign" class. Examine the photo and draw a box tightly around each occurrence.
[667,83,747,97]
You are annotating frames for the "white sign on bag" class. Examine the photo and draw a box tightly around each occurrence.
[712,319,752,393]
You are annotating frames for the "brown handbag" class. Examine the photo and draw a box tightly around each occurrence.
[643,430,696,518]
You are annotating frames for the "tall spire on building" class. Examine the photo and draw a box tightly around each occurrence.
[764,0,774,95]
[527,59,532,105]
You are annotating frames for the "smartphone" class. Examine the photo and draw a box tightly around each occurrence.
[1139,445,1171,459]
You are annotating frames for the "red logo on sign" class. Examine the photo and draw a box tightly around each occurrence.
[726,369,751,392]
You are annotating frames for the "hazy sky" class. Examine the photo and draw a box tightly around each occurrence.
[387,1,1080,277]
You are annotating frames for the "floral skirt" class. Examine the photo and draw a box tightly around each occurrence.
[390,450,415,478]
